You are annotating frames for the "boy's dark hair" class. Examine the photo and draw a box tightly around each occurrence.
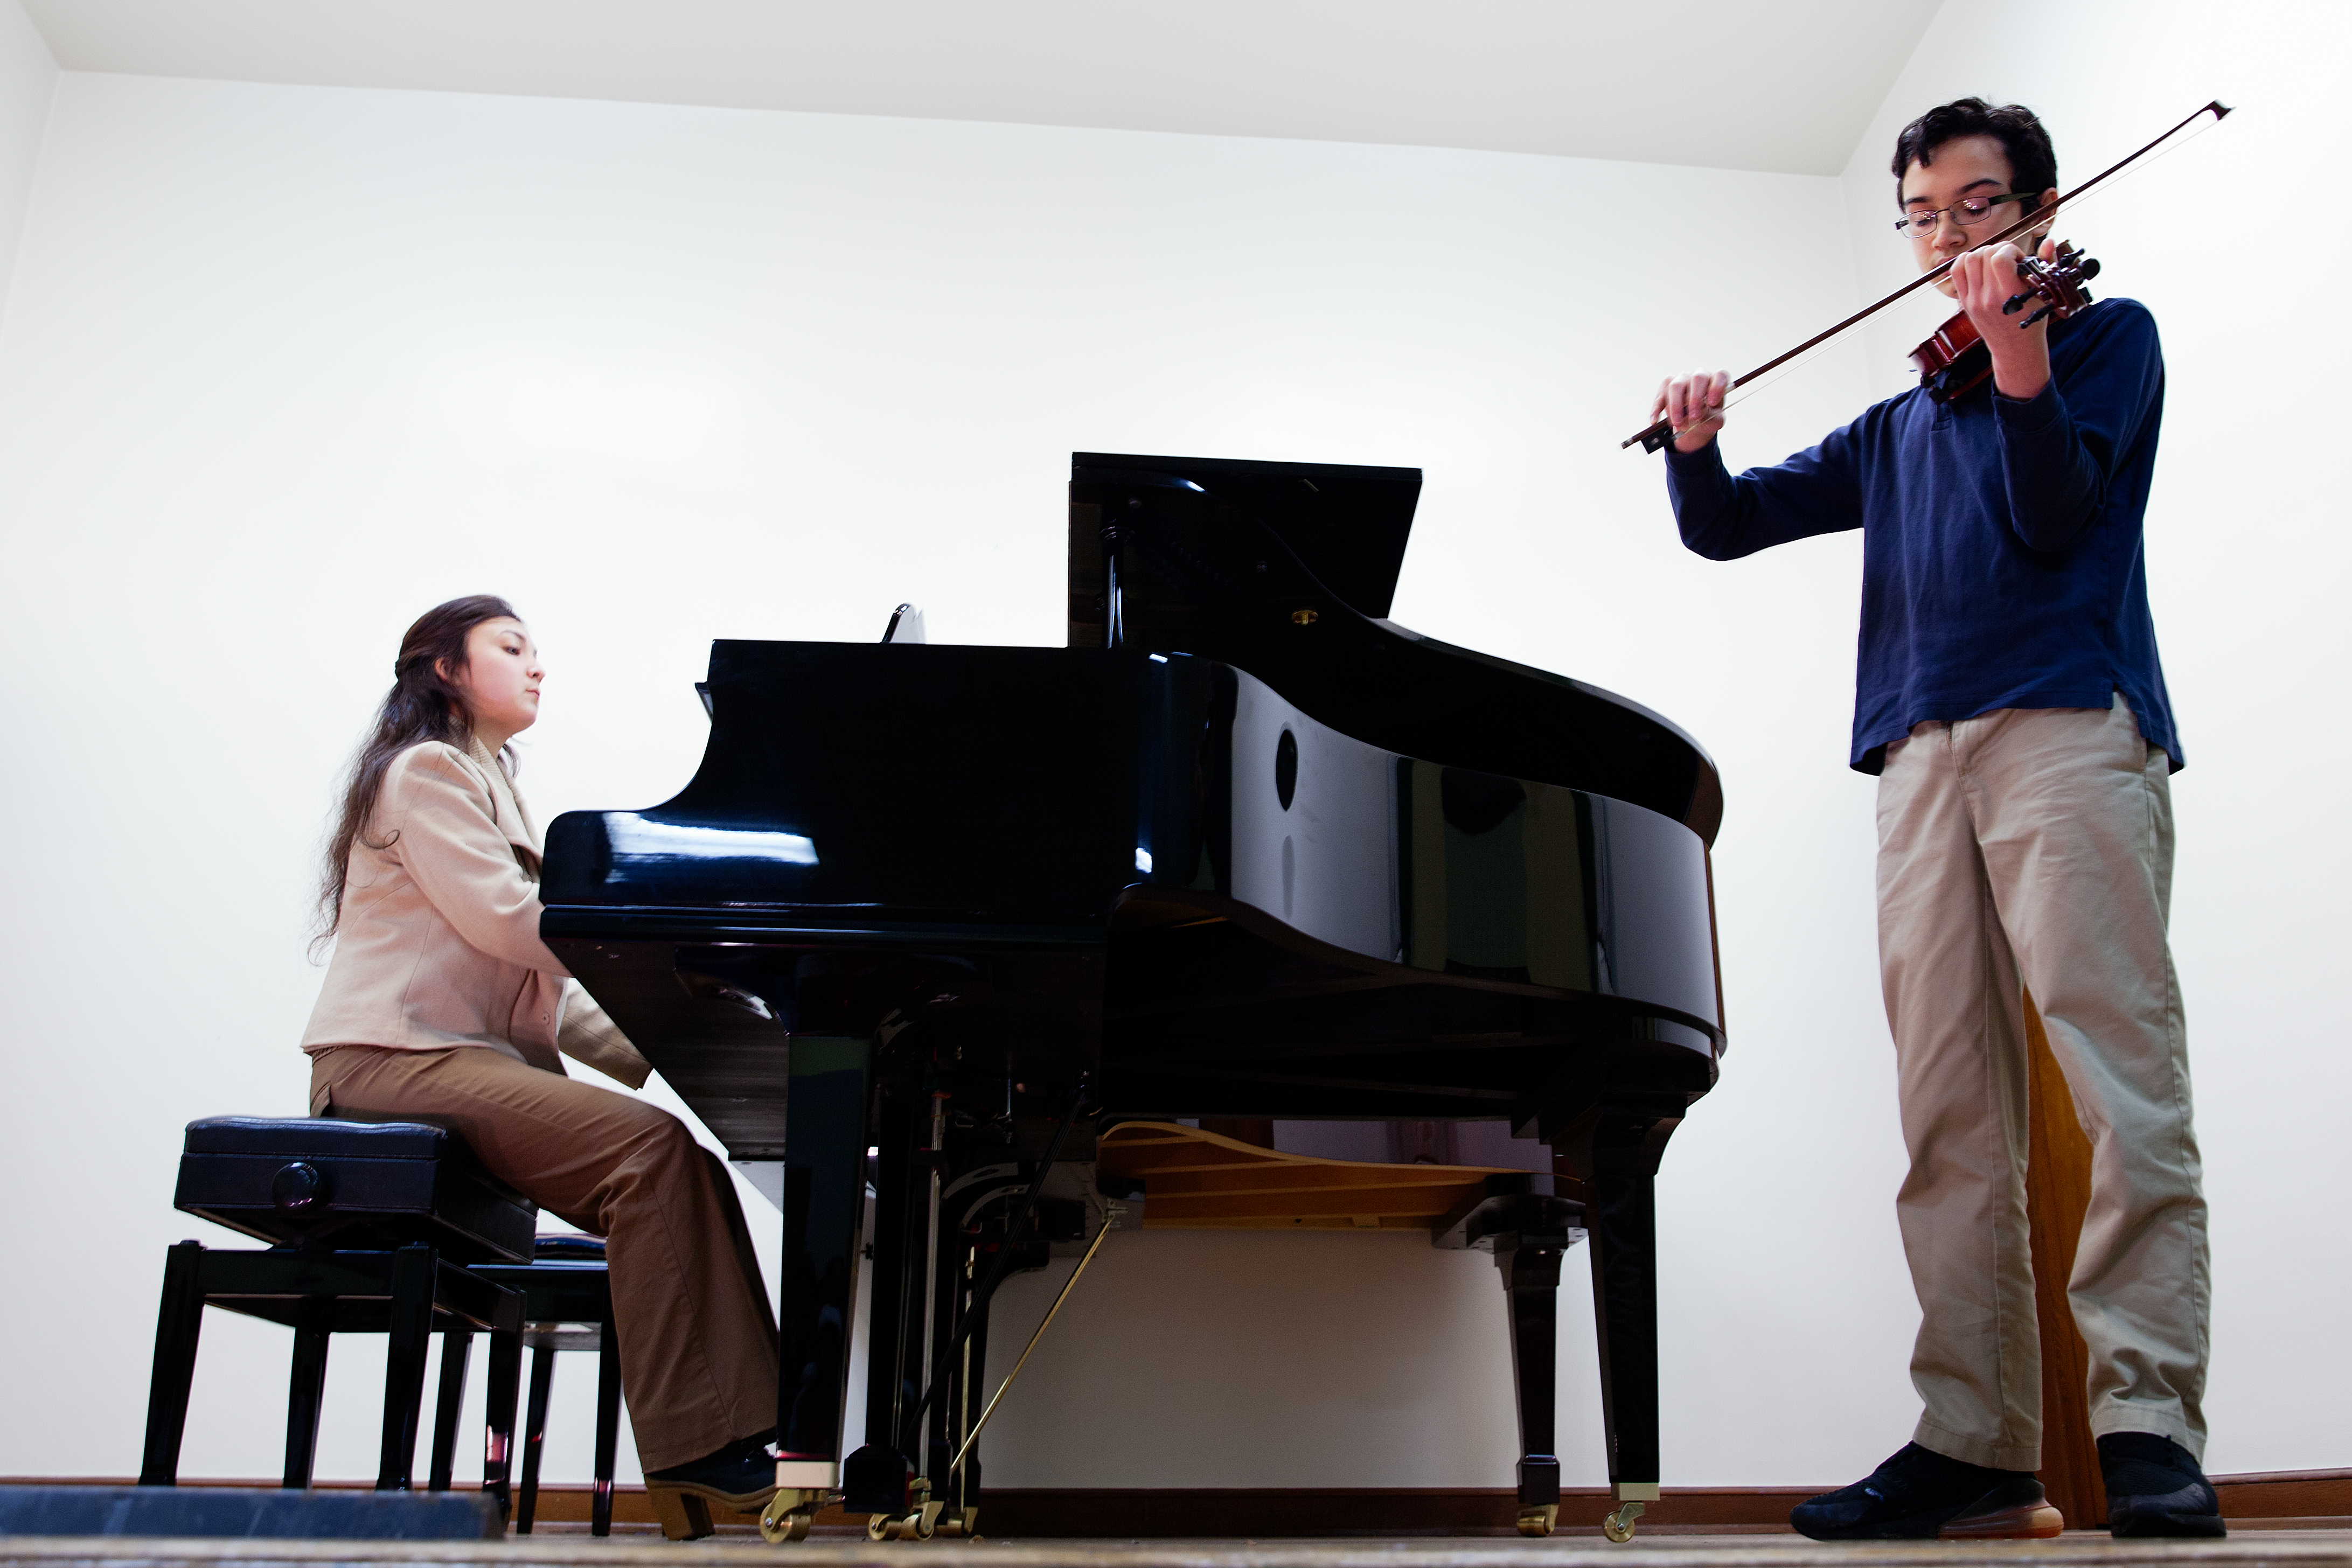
[1891,97,2057,201]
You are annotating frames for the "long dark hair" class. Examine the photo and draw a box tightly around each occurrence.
[314,595,521,952]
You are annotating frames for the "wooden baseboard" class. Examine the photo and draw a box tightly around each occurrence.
[13,1472,2346,1537]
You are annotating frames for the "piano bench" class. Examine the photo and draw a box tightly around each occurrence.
[172,1116,536,1262]
[467,1236,622,1538]
[139,1117,535,1503]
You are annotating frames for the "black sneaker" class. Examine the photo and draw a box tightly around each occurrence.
[1791,1442,2063,1540]
[2100,1432,2225,1538]
[644,1434,779,1540]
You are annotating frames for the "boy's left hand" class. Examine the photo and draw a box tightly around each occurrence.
[1951,234,2059,401]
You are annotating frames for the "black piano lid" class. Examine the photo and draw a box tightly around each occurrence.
[1070,451,1724,846]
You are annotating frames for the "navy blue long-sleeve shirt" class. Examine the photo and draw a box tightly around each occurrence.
[1665,296,2180,774]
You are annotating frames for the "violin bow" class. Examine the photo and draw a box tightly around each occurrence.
[1623,99,2232,453]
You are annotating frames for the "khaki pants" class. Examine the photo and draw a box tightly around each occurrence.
[310,1044,780,1472]
[1876,695,2208,1471]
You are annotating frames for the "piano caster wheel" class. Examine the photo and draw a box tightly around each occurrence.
[1603,1501,1647,1543]
[759,1489,823,1543]
[1516,1504,1557,1538]
[759,1506,812,1543]
[865,1506,939,1542]
[934,1507,978,1539]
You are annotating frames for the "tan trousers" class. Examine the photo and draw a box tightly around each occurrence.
[1876,695,2208,1471]
[309,1044,780,1472]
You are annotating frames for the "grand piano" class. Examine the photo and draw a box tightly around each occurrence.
[539,452,1725,1543]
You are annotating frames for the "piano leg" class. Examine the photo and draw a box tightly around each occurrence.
[1549,1092,1687,1542]
[945,1263,991,1536]
[844,1085,924,1522]
[925,1218,965,1532]
[1495,1234,1565,1537]
[767,1035,872,1543]
[1589,1172,1663,1541]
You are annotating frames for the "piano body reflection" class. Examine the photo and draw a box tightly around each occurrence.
[539,454,1725,1542]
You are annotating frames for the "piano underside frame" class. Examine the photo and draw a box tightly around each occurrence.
[1095,1120,1520,1230]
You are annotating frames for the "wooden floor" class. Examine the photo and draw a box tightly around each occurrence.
[2,1528,2350,1566]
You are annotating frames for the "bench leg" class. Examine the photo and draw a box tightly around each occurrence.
[283,1297,333,1489]
[483,1321,521,1518]
[516,1344,556,1534]
[377,1243,437,1491]
[593,1292,621,1537]
[138,1241,207,1486]
[428,1330,472,1491]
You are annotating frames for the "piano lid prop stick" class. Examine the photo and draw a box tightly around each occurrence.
[948,1201,1124,1478]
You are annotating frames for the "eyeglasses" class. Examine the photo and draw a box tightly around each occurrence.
[1894,193,2035,239]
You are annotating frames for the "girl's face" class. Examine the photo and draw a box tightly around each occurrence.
[448,617,543,740]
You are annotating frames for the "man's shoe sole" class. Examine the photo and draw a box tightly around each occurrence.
[1942,1498,2066,1539]
[1792,1477,2064,1542]
[2112,1496,2228,1538]
[2110,1481,2227,1538]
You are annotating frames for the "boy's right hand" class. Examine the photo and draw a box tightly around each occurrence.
[1652,370,1731,454]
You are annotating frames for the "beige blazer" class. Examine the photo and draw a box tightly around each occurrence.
[301,734,650,1090]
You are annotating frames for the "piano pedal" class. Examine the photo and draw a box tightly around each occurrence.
[1516,1503,1558,1537]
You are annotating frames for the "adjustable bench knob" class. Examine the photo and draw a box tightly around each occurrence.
[272,1161,326,1213]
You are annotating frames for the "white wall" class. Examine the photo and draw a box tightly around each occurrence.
[1822,0,2352,1475]
[0,0,56,308]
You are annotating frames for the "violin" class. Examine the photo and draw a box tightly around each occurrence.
[1910,241,2102,403]
[1625,101,2228,452]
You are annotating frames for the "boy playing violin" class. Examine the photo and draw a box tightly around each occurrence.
[1651,98,2219,1541]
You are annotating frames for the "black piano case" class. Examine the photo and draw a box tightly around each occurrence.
[173,1117,536,1263]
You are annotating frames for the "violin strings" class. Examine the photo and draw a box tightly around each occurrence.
[1659,110,2229,446]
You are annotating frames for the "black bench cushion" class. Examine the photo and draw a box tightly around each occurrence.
[184,1117,463,1161]
[175,1117,536,1264]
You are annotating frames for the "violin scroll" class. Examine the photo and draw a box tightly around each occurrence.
[2000,241,2100,328]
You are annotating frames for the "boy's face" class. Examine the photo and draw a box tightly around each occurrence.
[1900,134,2042,298]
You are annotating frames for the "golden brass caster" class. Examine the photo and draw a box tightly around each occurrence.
[1602,1500,1647,1543]
[1515,1504,1557,1537]
[865,1501,944,1541]
[758,1488,826,1544]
